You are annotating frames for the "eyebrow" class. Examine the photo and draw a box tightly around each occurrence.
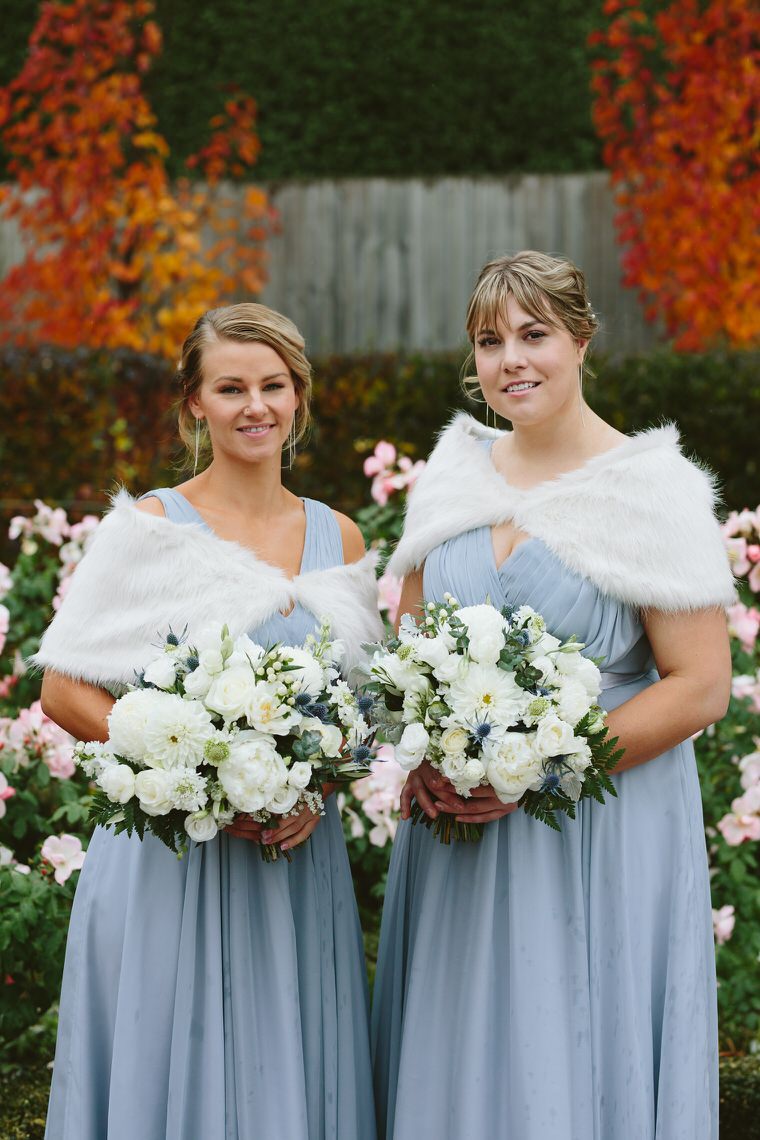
[211,371,290,384]
[478,319,545,334]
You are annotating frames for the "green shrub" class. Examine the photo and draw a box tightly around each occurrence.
[719,1056,760,1137]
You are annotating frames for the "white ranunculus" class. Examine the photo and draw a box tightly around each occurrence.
[485,732,543,804]
[142,695,215,769]
[97,763,136,804]
[280,645,325,696]
[199,647,225,675]
[185,811,219,842]
[143,655,179,690]
[415,635,452,670]
[135,768,176,815]
[555,677,593,727]
[534,714,577,758]
[447,663,526,729]
[288,760,313,789]
[456,605,508,665]
[205,666,256,722]
[183,666,214,699]
[440,725,470,756]
[246,682,300,735]
[217,735,289,813]
[108,689,164,762]
[395,723,430,770]
[267,784,301,814]
[556,652,602,699]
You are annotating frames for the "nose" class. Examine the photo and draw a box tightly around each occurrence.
[501,338,527,371]
[243,390,266,416]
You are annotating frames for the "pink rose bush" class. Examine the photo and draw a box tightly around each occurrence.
[363,441,426,507]
[712,905,736,946]
[722,507,760,595]
[0,700,76,779]
[717,743,760,847]
[0,772,15,818]
[40,834,86,884]
[348,745,406,847]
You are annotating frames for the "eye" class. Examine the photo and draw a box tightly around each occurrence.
[525,330,547,341]
[219,384,242,394]
[263,381,285,391]
[477,335,500,348]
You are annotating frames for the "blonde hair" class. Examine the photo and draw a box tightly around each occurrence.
[176,303,312,467]
[462,250,600,398]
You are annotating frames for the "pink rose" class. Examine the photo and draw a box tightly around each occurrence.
[717,810,760,846]
[727,603,760,654]
[712,904,735,945]
[363,441,397,478]
[724,537,750,576]
[377,570,403,625]
[739,749,760,790]
[40,834,86,884]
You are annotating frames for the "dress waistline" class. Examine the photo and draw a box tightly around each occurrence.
[599,668,658,691]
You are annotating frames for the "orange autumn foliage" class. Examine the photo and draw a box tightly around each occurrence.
[590,0,759,350]
[0,0,274,359]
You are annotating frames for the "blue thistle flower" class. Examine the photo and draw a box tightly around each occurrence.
[352,744,372,764]
[185,654,199,672]
[471,721,492,742]
[166,632,180,647]
[541,773,560,792]
[307,701,330,722]
[294,691,314,709]
[357,694,375,715]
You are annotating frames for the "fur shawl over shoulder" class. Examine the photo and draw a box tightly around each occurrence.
[388,413,736,613]
[31,491,384,689]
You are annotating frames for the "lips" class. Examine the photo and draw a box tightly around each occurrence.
[503,381,540,394]
[237,424,274,435]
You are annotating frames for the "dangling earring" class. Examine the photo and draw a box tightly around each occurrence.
[284,420,297,470]
[193,418,202,477]
[578,364,586,425]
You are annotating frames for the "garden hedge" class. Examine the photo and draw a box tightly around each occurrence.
[3,0,609,180]
[1,345,757,548]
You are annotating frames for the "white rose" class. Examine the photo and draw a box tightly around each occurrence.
[108,689,161,761]
[267,785,301,814]
[461,758,486,785]
[134,768,176,816]
[288,760,313,789]
[205,666,255,722]
[395,723,430,771]
[143,655,178,690]
[415,636,452,670]
[217,735,289,813]
[230,634,266,668]
[585,708,606,735]
[457,605,507,665]
[567,744,593,773]
[317,722,343,758]
[246,682,300,735]
[440,725,470,756]
[433,655,464,684]
[485,732,543,803]
[534,714,577,758]
[97,763,136,804]
[440,752,468,782]
[199,647,225,675]
[555,678,593,727]
[183,666,214,699]
[184,812,219,843]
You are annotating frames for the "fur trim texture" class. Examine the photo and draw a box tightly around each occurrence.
[388,413,736,612]
[31,490,384,689]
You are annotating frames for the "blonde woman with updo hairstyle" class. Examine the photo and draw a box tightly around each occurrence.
[371,252,734,1139]
[36,303,382,1139]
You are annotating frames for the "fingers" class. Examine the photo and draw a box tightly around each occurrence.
[279,815,320,851]
[400,778,415,820]
[225,816,264,843]
[455,806,517,823]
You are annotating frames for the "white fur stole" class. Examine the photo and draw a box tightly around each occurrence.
[388,413,736,612]
[31,491,384,689]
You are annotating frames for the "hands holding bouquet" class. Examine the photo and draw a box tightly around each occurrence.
[75,619,374,861]
[368,595,622,841]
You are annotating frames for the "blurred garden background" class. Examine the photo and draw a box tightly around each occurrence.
[0,0,758,1134]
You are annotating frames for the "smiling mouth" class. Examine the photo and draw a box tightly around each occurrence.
[503,381,539,394]
[237,424,274,434]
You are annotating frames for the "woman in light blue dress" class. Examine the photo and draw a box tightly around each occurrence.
[372,252,735,1139]
[36,304,381,1139]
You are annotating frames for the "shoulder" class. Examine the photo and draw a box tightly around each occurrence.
[330,510,366,565]
[135,496,166,518]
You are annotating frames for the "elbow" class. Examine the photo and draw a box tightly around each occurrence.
[699,675,732,729]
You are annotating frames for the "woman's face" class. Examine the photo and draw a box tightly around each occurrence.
[189,339,299,466]
[473,294,587,426]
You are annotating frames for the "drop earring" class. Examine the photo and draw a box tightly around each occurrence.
[285,421,297,470]
[193,418,202,477]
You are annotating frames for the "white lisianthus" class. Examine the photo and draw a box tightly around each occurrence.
[288,761,313,789]
[217,734,289,813]
[108,689,164,762]
[135,768,176,815]
[484,731,543,803]
[456,605,507,664]
[281,645,325,696]
[527,632,562,660]
[414,635,452,670]
[555,677,593,727]
[267,785,301,814]
[585,708,606,735]
[440,725,470,756]
[198,647,225,675]
[534,714,577,758]
[142,695,215,770]
[395,723,430,770]
[246,682,300,735]
[447,662,526,728]
[185,811,219,842]
[169,767,208,812]
[205,666,256,722]
[143,655,179,690]
[97,763,136,804]
[183,666,214,699]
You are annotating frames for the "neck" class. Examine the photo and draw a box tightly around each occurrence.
[506,401,606,464]
[188,451,291,518]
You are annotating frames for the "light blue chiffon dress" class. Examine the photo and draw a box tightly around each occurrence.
[46,491,376,1140]
[372,521,718,1138]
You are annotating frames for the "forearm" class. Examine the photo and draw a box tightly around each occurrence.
[40,670,115,743]
[606,673,729,773]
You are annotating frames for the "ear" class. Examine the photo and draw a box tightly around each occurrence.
[187,394,204,420]
[577,339,589,362]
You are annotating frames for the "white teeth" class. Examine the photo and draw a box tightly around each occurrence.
[240,425,271,433]
[506,382,538,393]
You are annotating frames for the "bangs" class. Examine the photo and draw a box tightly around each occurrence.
[466,270,559,340]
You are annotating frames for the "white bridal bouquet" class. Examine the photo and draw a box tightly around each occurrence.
[75,620,374,860]
[367,595,621,841]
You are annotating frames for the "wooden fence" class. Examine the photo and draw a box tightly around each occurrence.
[0,173,658,357]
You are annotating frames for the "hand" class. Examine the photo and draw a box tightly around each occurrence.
[225,814,265,843]
[262,803,322,852]
[399,759,518,825]
[449,784,519,824]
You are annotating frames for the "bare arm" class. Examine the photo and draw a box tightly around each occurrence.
[605,606,731,772]
[40,670,114,743]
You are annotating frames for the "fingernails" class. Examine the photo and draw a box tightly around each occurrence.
[262,831,274,842]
